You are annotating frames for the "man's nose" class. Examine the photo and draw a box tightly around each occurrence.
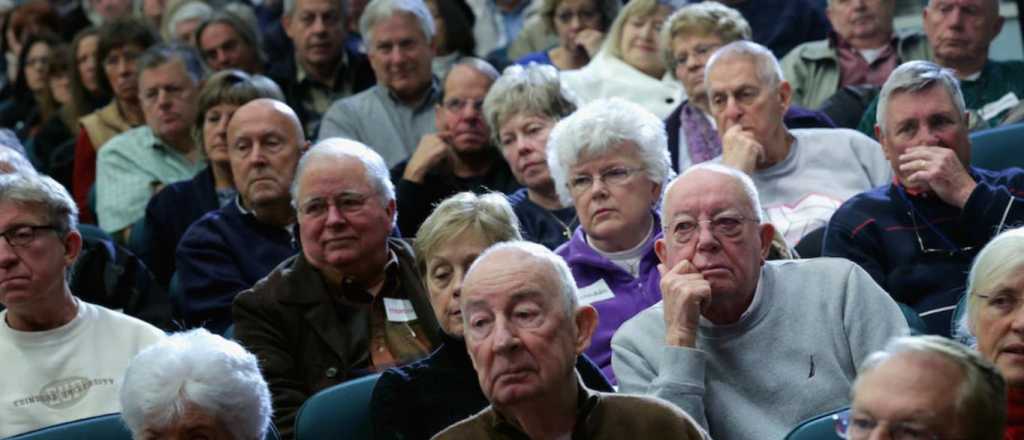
[492,317,521,353]
[695,221,721,252]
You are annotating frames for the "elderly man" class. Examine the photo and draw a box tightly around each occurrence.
[267,0,376,134]
[845,335,1005,439]
[391,58,520,236]
[0,172,165,438]
[662,2,835,172]
[196,11,266,74]
[176,99,308,334]
[318,0,439,167]
[233,138,442,439]
[781,0,928,110]
[857,0,1024,135]
[705,41,890,246]
[435,241,706,439]
[611,163,908,440]
[824,60,1024,336]
[95,44,207,241]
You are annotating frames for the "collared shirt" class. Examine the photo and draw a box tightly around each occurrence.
[328,250,433,371]
[831,32,899,88]
[234,194,294,235]
[294,51,353,134]
[317,79,442,167]
[96,126,205,233]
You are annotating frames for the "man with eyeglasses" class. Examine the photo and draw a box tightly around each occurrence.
[839,335,1005,440]
[704,40,890,249]
[824,60,1024,337]
[175,99,308,334]
[389,58,521,236]
[0,172,165,438]
[318,0,440,168]
[232,137,442,439]
[95,44,207,242]
[612,162,908,440]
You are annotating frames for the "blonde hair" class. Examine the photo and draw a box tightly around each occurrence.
[660,1,750,69]
[414,191,522,275]
[603,0,663,60]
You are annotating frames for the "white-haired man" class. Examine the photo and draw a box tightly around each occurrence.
[612,163,908,439]
[0,172,165,438]
[705,40,891,247]
[824,60,1024,336]
[436,241,707,439]
[318,0,439,167]
[232,138,442,438]
[845,335,1006,439]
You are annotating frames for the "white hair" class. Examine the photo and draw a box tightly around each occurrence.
[876,60,967,136]
[482,63,579,147]
[0,171,77,233]
[704,40,783,89]
[120,329,272,440]
[0,144,35,174]
[959,227,1024,345]
[853,335,1005,440]
[359,0,435,45]
[292,137,397,206]
[163,1,213,43]
[664,162,763,223]
[465,240,579,318]
[545,97,674,206]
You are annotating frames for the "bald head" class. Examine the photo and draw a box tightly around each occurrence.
[227,99,308,217]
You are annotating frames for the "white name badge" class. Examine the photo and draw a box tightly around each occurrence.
[384,298,418,322]
[980,92,1020,121]
[576,279,616,306]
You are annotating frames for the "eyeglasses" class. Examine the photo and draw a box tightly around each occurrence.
[906,210,974,256]
[555,8,598,24]
[0,224,59,248]
[834,410,939,440]
[298,192,371,218]
[567,167,643,196]
[666,214,752,244]
[441,98,484,113]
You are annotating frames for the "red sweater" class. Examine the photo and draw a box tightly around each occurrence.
[1008,387,1024,440]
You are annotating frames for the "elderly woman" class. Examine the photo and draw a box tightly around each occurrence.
[515,0,618,70]
[547,97,673,381]
[143,69,283,286]
[121,328,272,440]
[961,227,1024,438]
[559,0,681,119]
[370,191,612,440]
[483,63,577,250]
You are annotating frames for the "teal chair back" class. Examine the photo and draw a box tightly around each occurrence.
[7,413,132,439]
[7,413,281,440]
[784,407,848,440]
[294,373,381,440]
[970,123,1024,171]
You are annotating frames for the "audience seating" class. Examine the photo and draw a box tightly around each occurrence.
[970,123,1024,171]
[294,373,381,440]
[784,407,848,440]
[7,413,281,439]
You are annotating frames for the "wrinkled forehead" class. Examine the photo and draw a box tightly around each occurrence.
[706,54,759,89]
[463,251,560,306]
[666,170,753,218]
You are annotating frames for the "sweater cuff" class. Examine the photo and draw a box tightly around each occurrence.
[652,345,707,396]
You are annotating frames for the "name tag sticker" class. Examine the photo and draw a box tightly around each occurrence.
[576,279,616,306]
[980,92,1020,121]
[384,298,418,322]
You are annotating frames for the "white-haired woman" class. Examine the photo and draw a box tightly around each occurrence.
[559,0,682,119]
[547,97,674,382]
[370,191,612,439]
[121,328,272,440]
[960,227,1024,438]
[483,63,578,250]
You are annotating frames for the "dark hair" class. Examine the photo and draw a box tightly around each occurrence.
[432,0,475,56]
[8,0,59,48]
[95,18,159,99]
[68,27,108,125]
[12,32,61,111]
[195,10,267,69]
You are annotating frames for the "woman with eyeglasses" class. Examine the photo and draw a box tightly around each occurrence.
[558,0,682,119]
[546,97,673,382]
[514,0,618,71]
[959,226,1024,439]
[0,32,61,141]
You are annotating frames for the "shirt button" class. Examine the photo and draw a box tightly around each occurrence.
[325,367,338,378]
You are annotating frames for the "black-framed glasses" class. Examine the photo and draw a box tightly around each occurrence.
[0,224,59,248]
[906,211,974,256]
[834,410,940,440]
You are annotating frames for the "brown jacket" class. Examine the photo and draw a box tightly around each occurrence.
[233,238,442,439]
[433,380,708,440]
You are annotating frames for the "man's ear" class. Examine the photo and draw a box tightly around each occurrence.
[758,222,775,262]
[281,14,294,40]
[63,229,83,267]
[778,80,792,114]
[655,237,669,264]
[573,305,599,356]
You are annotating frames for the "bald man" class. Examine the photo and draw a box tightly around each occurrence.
[176,99,310,333]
